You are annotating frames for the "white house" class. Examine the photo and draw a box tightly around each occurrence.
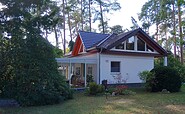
[56,28,167,88]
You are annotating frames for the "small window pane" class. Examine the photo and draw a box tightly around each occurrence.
[126,37,134,50]
[111,61,120,72]
[137,38,145,51]
[115,42,124,49]
[87,67,93,75]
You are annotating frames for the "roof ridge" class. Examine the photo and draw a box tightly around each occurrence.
[79,31,109,35]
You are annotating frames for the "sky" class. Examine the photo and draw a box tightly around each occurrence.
[107,0,148,29]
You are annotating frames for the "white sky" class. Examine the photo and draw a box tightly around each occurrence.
[108,0,148,29]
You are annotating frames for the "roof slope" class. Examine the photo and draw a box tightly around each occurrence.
[79,31,109,49]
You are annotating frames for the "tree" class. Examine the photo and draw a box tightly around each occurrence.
[110,25,124,34]
[0,0,72,106]
[177,0,184,64]
[139,0,161,41]
[92,0,121,33]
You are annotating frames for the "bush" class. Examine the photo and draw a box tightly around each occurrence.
[150,66,181,92]
[0,37,73,106]
[86,75,94,86]
[155,54,185,83]
[88,82,104,95]
[138,71,154,91]
[121,90,136,95]
[115,85,128,95]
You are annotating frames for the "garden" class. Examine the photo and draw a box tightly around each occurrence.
[1,84,185,114]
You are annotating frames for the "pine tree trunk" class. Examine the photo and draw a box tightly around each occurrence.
[63,0,66,54]
[173,0,176,58]
[99,0,105,34]
[178,4,183,64]
[54,27,59,47]
[65,0,72,41]
[89,0,92,32]
[81,0,84,31]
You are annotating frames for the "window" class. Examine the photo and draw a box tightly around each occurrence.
[137,38,145,51]
[111,61,120,72]
[115,42,124,50]
[126,37,134,50]
[87,67,93,75]
[76,67,80,75]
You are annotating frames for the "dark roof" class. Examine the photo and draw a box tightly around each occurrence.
[97,29,135,49]
[78,28,167,56]
[79,31,110,49]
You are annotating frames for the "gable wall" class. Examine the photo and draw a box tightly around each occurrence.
[99,54,154,84]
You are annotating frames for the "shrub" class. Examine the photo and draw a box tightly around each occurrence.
[115,85,128,95]
[88,82,104,95]
[150,66,181,92]
[121,90,136,95]
[87,75,94,86]
[0,37,73,106]
[155,54,185,83]
[138,70,154,91]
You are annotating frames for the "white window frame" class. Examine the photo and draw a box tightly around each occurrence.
[111,61,121,74]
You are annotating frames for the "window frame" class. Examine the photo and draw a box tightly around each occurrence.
[111,61,121,73]
[87,67,93,75]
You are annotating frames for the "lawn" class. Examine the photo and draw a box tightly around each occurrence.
[1,85,185,114]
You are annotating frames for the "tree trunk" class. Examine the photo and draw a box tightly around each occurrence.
[63,0,66,54]
[65,0,73,41]
[178,3,183,64]
[155,23,159,41]
[54,27,59,47]
[89,0,92,32]
[99,0,105,34]
[173,0,176,58]
[81,0,84,31]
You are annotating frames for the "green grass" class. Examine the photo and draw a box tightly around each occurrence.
[1,85,185,114]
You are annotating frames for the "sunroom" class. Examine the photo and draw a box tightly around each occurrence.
[56,57,98,88]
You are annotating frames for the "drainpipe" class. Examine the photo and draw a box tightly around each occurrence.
[164,56,167,66]
[99,48,103,84]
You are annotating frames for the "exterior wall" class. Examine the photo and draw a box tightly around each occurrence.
[99,54,154,84]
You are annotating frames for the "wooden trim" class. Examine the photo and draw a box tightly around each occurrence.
[102,50,164,57]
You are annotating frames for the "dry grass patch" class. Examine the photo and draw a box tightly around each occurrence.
[106,98,134,104]
[166,105,185,114]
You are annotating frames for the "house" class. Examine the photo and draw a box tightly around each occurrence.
[56,28,167,88]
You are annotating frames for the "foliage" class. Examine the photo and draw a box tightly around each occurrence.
[107,85,136,96]
[0,0,72,106]
[155,54,185,82]
[53,47,63,58]
[115,85,128,95]
[150,66,181,92]
[110,25,124,34]
[87,82,104,95]
[138,70,153,82]
[86,75,94,86]
[68,40,75,51]
[121,89,136,95]
[138,70,154,90]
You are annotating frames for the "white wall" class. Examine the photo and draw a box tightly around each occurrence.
[99,54,154,84]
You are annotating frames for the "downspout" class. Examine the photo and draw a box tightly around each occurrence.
[99,48,103,84]
[164,56,167,66]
